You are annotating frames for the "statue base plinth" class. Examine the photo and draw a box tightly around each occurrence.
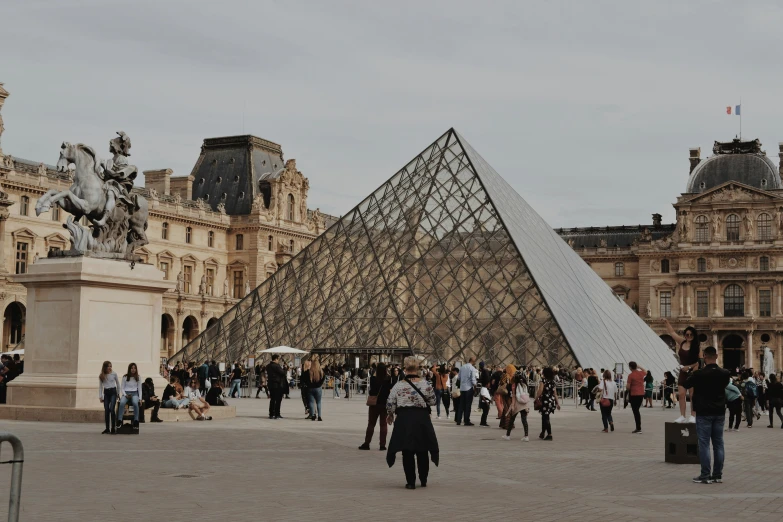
[6,257,174,411]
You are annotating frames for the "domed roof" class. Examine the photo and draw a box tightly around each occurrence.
[686,139,780,193]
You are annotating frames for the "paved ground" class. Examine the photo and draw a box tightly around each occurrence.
[1,392,782,521]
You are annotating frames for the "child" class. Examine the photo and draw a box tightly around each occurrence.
[478,384,492,426]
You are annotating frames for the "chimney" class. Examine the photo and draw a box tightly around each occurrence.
[778,142,783,177]
[652,213,662,228]
[144,168,172,195]
[689,147,701,174]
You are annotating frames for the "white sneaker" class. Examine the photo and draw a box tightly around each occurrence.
[437,415,441,420]
[501,435,510,441]
[674,416,687,423]
[522,436,529,442]
[687,416,696,423]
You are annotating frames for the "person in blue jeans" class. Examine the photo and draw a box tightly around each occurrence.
[684,346,731,484]
[117,362,142,430]
[455,357,477,426]
[229,365,243,399]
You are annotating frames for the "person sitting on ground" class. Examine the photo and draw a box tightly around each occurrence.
[141,377,163,423]
[185,378,212,420]
[162,376,189,410]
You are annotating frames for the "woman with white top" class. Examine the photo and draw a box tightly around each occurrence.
[98,361,121,434]
[117,362,142,430]
[593,369,618,433]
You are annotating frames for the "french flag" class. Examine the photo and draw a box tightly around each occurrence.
[726,105,740,115]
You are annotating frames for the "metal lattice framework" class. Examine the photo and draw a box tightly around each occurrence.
[171,129,677,376]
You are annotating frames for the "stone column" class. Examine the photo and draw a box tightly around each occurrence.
[778,332,783,375]
[746,282,754,317]
[0,201,12,273]
[713,331,720,366]
[712,280,721,317]
[747,330,754,369]
[679,283,685,317]
[777,280,783,317]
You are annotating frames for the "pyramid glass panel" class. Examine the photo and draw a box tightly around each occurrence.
[172,129,677,377]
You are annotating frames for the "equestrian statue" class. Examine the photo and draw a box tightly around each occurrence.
[35,131,149,260]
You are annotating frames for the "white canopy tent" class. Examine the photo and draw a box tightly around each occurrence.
[1,349,24,357]
[257,346,309,355]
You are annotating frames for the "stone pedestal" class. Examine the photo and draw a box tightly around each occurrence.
[6,257,174,409]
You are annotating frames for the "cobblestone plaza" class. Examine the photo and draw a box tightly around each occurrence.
[1,395,781,521]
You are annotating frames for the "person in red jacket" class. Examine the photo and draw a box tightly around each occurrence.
[626,361,647,434]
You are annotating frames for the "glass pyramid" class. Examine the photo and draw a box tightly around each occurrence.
[173,129,678,376]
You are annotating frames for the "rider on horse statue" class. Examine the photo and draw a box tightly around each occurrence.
[97,131,137,227]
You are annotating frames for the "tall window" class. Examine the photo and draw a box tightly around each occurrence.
[268,235,273,251]
[661,259,670,273]
[208,231,214,248]
[20,196,29,216]
[183,265,193,294]
[206,268,215,296]
[289,239,295,253]
[696,290,709,317]
[160,261,169,280]
[760,256,770,272]
[236,234,244,250]
[659,291,672,318]
[185,227,192,244]
[161,222,169,240]
[759,290,772,317]
[697,257,706,273]
[726,214,740,241]
[724,284,744,317]
[758,213,772,240]
[233,270,244,298]
[287,194,295,221]
[15,242,28,274]
[614,262,624,276]
[695,215,709,242]
[52,206,61,221]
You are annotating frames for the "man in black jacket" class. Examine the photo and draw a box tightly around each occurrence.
[266,354,287,419]
[684,346,731,484]
[208,360,220,389]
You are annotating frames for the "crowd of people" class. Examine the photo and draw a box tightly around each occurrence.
[0,353,24,404]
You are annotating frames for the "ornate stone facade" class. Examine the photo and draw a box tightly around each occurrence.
[0,84,336,360]
[559,139,783,372]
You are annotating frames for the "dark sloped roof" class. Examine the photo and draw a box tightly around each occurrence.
[556,224,676,248]
[189,135,285,215]
[686,152,780,193]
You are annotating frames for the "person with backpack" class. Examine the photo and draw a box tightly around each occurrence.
[741,370,758,428]
[766,374,783,428]
[501,370,530,441]
[725,379,743,431]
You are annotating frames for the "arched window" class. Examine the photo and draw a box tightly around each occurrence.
[236,234,244,250]
[726,214,740,241]
[694,215,709,242]
[289,239,295,253]
[758,213,772,240]
[207,230,214,248]
[724,284,744,317]
[697,257,706,273]
[20,196,29,216]
[161,222,169,240]
[614,262,624,276]
[760,256,770,272]
[185,227,192,244]
[661,259,670,273]
[268,235,273,251]
[287,194,295,221]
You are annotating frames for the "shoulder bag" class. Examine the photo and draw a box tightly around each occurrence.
[599,381,611,408]
[366,380,386,407]
[451,379,461,399]
[405,377,432,415]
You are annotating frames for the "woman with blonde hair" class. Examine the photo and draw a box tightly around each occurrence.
[386,356,439,489]
[306,359,326,421]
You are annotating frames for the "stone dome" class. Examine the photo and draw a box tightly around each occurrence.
[686,139,780,193]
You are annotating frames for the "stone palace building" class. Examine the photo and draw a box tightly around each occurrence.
[0,83,335,361]
[559,138,783,371]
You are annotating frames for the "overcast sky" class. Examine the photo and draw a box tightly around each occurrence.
[3,0,783,227]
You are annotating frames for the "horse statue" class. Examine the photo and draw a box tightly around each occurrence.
[35,139,148,259]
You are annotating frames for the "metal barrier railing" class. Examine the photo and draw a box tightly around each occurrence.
[0,432,24,522]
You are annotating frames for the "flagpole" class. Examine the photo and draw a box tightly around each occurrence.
[739,97,742,140]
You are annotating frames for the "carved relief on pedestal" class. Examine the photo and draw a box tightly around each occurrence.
[650,259,660,273]
[718,256,746,269]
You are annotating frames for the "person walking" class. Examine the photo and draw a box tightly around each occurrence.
[626,362,646,433]
[725,378,742,431]
[229,364,243,399]
[299,360,311,417]
[433,364,449,419]
[683,346,730,484]
[455,357,477,426]
[585,369,599,411]
[594,370,617,433]
[741,370,757,428]
[266,354,286,419]
[386,357,439,489]
[360,362,392,450]
[766,374,783,428]
[535,366,560,441]
[98,361,121,434]
[501,370,530,441]
[644,370,654,408]
[307,359,325,421]
[663,371,676,408]
[496,364,515,425]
